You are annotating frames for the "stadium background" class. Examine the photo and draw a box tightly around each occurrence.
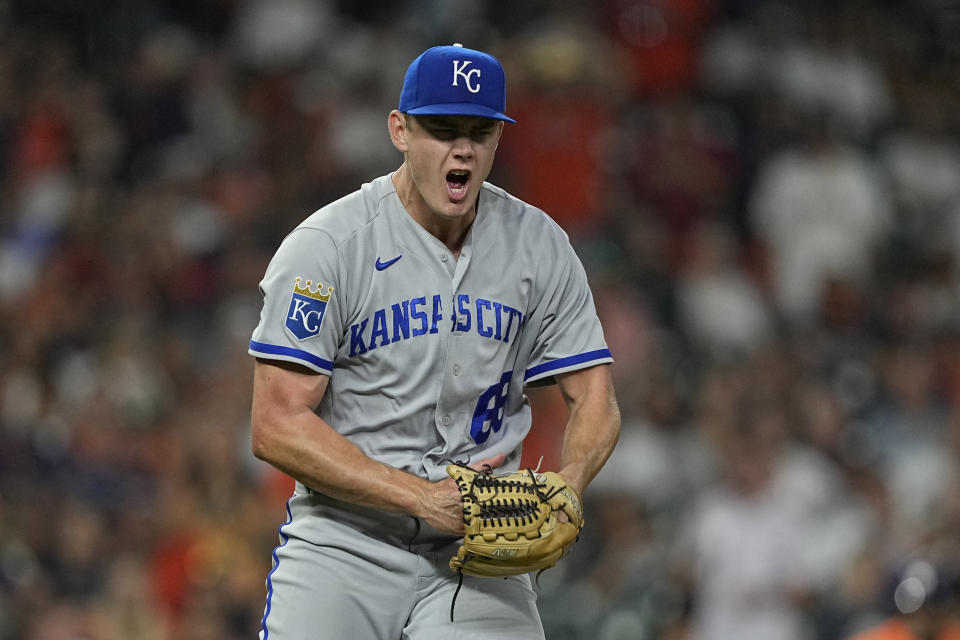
[1,0,960,638]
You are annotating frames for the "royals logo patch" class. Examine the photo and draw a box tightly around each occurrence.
[286,277,333,340]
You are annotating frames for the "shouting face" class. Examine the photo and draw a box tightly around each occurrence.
[389,113,503,232]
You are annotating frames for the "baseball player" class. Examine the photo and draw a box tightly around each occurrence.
[248,43,621,639]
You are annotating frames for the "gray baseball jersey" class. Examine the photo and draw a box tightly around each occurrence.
[249,173,612,484]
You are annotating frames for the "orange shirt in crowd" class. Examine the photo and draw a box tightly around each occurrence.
[848,618,960,640]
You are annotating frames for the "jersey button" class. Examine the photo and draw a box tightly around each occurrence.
[441,415,451,425]
[440,253,448,262]
[453,365,462,376]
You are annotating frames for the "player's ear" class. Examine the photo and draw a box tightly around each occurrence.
[388,110,410,152]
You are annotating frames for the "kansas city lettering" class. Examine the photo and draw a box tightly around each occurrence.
[349,294,523,356]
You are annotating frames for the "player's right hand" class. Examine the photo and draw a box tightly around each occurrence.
[417,453,506,536]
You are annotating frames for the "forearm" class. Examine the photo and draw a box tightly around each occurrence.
[556,368,621,496]
[252,408,429,516]
[250,359,435,519]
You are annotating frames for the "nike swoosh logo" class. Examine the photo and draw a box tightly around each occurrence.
[375,255,402,271]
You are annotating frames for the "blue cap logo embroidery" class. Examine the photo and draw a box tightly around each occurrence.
[286,277,333,340]
[452,60,481,93]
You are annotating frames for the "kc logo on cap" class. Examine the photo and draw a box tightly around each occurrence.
[452,60,481,94]
[398,44,516,123]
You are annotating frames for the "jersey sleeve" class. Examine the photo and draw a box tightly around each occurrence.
[248,227,343,375]
[523,237,613,386]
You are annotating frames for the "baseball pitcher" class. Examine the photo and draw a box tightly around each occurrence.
[248,43,621,640]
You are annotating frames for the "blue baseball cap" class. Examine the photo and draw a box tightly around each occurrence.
[398,44,516,123]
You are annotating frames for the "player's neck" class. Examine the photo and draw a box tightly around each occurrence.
[423,217,473,258]
[391,167,475,257]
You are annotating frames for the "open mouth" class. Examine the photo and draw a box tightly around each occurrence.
[446,169,470,201]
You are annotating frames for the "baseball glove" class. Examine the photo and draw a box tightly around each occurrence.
[446,463,584,578]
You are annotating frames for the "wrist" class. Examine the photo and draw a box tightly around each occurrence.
[555,466,585,498]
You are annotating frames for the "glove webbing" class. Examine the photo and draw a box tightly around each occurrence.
[448,466,562,622]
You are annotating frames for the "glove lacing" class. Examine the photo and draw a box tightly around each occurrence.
[450,456,565,622]
[449,465,562,622]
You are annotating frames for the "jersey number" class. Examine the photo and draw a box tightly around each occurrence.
[470,372,512,444]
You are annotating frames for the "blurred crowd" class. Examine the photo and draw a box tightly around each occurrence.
[2,0,960,638]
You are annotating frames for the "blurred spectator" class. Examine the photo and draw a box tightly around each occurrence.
[676,403,814,640]
[675,219,774,361]
[857,341,960,550]
[599,0,715,97]
[748,110,892,329]
[495,10,621,236]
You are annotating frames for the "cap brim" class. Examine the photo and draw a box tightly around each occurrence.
[404,102,516,123]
